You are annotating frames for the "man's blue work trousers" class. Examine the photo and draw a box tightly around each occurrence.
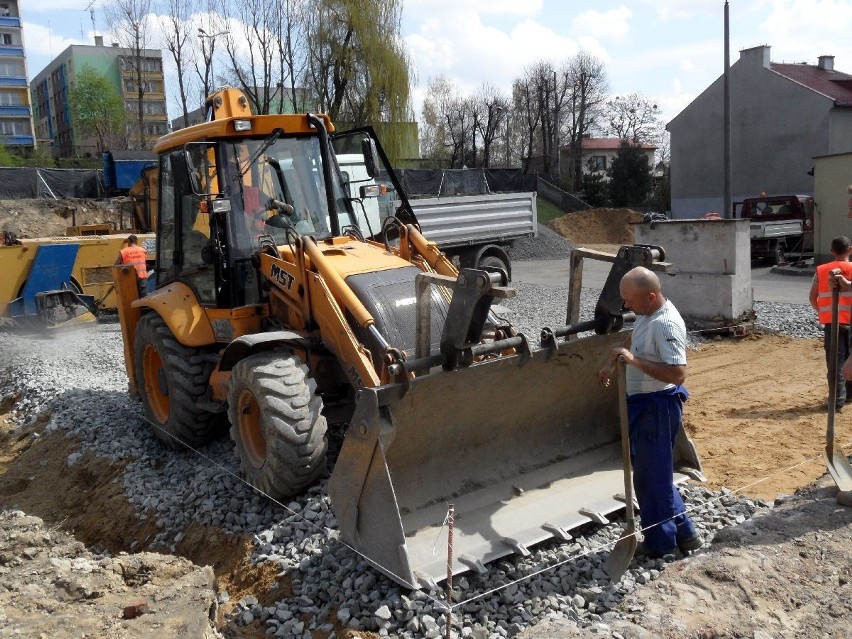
[626,385,697,553]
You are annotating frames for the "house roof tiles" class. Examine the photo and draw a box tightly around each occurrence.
[771,63,852,106]
[580,137,656,151]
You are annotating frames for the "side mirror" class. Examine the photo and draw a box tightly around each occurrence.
[361,137,380,178]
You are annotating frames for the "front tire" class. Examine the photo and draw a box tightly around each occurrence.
[227,352,328,499]
[134,313,220,449]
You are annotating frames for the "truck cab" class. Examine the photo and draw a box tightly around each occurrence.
[733,194,814,265]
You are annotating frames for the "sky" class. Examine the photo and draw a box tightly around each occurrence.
[18,0,852,128]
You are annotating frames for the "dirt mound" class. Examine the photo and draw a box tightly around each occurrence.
[549,208,644,246]
[0,198,127,239]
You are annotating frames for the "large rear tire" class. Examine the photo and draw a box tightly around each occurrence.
[227,352,328,499]
[134,313,220,449]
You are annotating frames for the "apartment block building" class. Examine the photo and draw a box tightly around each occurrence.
[31,37,168,156]
[0,0,35,148]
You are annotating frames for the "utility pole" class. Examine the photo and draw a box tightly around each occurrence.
[723,1,732,218]
[505,113,510,168]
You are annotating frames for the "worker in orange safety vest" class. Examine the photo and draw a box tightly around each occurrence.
[809,235,852,412]
[115,234,148,297]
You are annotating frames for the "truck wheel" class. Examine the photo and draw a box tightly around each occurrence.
[772,241,786,266]
[227,352,328,499]
[134,312,221,449]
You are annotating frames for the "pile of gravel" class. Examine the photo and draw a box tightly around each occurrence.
[507,223,574,261]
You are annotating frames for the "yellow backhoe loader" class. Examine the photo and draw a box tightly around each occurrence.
[112,88,702,589]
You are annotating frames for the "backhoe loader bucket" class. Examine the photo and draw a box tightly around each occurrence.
[329,329,702,589]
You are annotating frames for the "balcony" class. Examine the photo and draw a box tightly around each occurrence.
[0,45,24,57]
[0,17,21,28]
[0,105,30,116]
[0,134,34,146]
[0,76,26,87]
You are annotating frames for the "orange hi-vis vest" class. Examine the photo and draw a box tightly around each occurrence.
[120,245,148,279]
[816,260,852,325]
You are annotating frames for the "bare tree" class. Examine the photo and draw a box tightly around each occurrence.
[562,52,608,190]
[105,0,153,149]
[512,73,543,174]
[194,0,222,104]
[474,84,509,168]
[604,92,660,143]
[219,0,278,114]
[158,0,196,127]
[514,61,560,176]
[420,75,455,167]
[444,96,476,168]
[274,0,308,113]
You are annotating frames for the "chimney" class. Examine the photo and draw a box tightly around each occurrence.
[739,45,771,69]
[818,55,835,71]
[94,35,103,46]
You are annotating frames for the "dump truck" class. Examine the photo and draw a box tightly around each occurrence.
[112,87,702,589]
[336,154,536,279]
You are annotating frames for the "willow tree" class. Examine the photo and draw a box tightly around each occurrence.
[304,0,412,162]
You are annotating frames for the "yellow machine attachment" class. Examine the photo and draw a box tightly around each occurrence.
[326,244,703,589]
[0,233,155,325]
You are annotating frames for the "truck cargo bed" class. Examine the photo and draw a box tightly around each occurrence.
[409,192,537,249]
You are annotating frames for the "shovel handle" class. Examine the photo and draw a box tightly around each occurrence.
[616,356,635,521]
[828,286,839,452]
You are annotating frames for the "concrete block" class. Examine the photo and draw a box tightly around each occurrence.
[634,219,753,323]
[663,272,753,323]
[634,219,751,275]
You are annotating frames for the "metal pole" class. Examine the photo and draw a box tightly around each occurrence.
[445,504,455,639]
[723,1,732,219]
[505,115,510,168]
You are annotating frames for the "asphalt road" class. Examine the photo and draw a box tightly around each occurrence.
[512,258,812,305]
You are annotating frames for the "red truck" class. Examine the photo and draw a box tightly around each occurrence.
[733,194,815,265]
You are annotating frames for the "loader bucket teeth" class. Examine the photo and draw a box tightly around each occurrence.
[329,330,702,589]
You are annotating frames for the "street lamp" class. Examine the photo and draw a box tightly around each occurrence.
[197,27,229,94]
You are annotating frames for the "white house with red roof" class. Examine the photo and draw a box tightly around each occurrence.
[575,136,656,176]
[667,45,852,218]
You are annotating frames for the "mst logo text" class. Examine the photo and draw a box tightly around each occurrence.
[270,264,295,290]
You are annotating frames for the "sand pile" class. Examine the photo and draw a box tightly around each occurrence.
[549,208,644,246]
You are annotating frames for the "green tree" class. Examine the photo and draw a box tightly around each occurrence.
[608,140,652,207]
[68,64,127,154]
[580,158,609,207]
[304,0,412,162]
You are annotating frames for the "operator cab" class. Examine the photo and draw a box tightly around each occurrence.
[152,123,415,310]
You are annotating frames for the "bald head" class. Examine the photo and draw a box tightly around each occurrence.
[621,266,661,294]
[619,266,665,314]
